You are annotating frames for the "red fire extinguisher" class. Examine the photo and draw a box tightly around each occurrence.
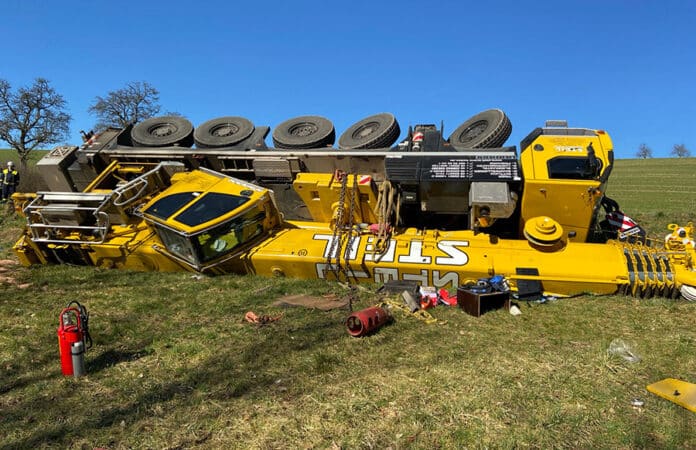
[57,301,92,376]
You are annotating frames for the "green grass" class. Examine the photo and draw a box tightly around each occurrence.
[606,158,696,234]
[0,148,48,165]
[1,158,695,449]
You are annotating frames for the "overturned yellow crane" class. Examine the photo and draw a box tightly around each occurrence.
[11,112,696,299]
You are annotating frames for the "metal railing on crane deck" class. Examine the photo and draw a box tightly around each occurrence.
[23,162,185,245]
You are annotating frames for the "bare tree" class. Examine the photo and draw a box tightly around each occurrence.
[636,143,652,159]
[0,78,71,169]
[88,81,161,131]
[671,144,691,158]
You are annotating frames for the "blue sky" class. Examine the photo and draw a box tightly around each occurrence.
[1,0,694,158]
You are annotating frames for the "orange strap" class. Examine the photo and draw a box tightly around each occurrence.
[244,311,282,324]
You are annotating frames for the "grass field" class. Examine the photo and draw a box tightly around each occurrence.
[0,157,695,449]
[606,158,696,234]
[0,149,47,165]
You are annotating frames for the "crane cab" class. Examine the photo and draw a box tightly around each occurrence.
[518,121,614,242]
[138,168,281,272]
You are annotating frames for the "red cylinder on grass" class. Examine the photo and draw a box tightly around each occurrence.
[345,307,389,337]
[57,307,83,376]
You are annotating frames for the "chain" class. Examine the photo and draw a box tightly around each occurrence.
[379,299,440,325]
[325,171,347,280]
[343,173,359,311]
[343,173,358,278]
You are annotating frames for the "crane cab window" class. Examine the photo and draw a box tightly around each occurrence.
[156,226,197,264]
[145,192,197,220]
[547,156,602,180]
[155,207,266,266]
[175,193,249,227]
[194,208,266,262]
[144,192,250,226]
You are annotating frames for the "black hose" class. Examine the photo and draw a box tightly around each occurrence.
[67,300,92,350]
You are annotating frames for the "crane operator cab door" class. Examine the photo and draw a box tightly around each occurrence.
[518,122,614,243]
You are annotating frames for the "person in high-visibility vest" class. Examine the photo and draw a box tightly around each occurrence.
[1,161,20,202]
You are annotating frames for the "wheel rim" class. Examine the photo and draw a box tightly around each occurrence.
[289,122,319,137]
[351,121,381,139]
[210,123,240,137]
[148,123,177,138]
[455,120,488,144]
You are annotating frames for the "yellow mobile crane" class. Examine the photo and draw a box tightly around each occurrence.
[11,111,696,299]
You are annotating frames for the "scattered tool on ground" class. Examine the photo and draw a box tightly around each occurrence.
[244,311,283,325]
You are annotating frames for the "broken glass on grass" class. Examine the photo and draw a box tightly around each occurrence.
[608,338,641,363]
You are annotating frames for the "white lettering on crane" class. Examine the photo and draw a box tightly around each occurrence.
[435,240,470,266]
[398,241,431,264]
[373,267,399,284]
[403,269,429,285]
[554,145,584,153]
[314,234,360,260]
[433,270,459,287]
[313,234,334,258]
[311,233,470,288]
[315,263,369,280]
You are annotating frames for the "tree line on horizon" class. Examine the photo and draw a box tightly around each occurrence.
[0,77,693,168]
[636,143,691,159]
[0,79,163,169]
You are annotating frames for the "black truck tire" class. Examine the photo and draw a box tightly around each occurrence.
[448,109,512,150]
[131,116,195,147]
[194,116,255,148]
[272,115,335,149]
[338,113,401,149]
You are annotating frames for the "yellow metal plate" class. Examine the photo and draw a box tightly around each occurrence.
[647,378,696,413]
